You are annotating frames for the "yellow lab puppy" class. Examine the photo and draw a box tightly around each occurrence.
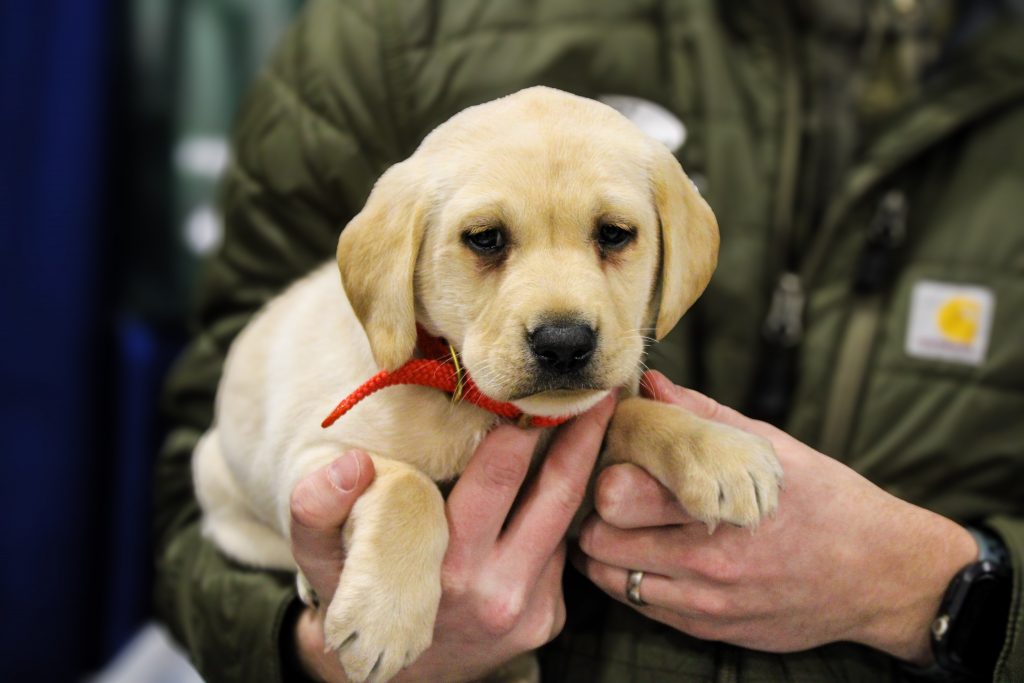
[193,87,781,682]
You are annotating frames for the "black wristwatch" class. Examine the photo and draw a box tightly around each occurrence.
[929,526,1013,680]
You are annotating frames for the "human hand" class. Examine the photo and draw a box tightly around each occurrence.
[397,392,615,681]
[575,371,977,665]
[290,393,615,682]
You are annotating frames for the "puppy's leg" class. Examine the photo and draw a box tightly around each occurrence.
[193,429,295,568]
[322,455,448,683]
[605,397,782,529]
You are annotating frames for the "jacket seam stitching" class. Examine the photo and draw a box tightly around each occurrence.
[402,16,659,55]
[872,364,1024,397]
[897,260,1024,278]
[376,0,414,155]
[224,159,262,193]
[260,68,388,186]
[262,70,353,145]
[991,518,1022,680]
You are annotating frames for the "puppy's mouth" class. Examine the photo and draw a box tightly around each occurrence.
[508,380,604,402]
[508,382,609,418]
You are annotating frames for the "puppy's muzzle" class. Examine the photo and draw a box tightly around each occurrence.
[528,322,596,374]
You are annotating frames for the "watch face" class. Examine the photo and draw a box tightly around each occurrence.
[944,561,1012,677]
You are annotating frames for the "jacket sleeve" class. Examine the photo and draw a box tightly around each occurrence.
[151,1,402,679]
[987,516,1024,682]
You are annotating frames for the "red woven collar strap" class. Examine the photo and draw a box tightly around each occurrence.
[322,326,571,429]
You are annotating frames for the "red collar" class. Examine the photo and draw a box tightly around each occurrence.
[322,326,572,429]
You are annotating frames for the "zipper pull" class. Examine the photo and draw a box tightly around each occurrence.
[763,271,805,347]
[855,190,908,293]
[749,271,803,424]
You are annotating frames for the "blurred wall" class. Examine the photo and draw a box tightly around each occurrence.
[0,0,113,679]
[0,0,300,679]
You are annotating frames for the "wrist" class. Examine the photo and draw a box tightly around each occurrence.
[855,504,978,665]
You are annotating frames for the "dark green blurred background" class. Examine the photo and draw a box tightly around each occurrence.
[0,1,302,679]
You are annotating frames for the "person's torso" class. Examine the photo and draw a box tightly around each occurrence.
[260,1,1024,678]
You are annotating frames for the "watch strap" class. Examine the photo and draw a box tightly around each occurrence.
[929,525,1012,680]
[968,525,1010,566]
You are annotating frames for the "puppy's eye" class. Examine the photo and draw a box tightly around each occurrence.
[597,224,635,250]
[463,228,506,255]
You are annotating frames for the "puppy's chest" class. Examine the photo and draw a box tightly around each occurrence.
[332,384,500,481]
[435,425,556,502]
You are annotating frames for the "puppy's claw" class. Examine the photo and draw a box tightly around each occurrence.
[750,473,762,513]
[324,631,358,654]
[296,571,318,608]
[368,653,383,681]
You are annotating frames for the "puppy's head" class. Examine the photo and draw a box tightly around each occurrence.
[338,87,718,418]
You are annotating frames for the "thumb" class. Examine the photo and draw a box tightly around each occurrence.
[289,450,375,597]
[640,370,760,434]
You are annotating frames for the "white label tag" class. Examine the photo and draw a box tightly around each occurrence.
[598,95,686,152]
[905,280,995,366]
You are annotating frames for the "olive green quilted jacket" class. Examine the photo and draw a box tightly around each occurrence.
[153,1,1024,680]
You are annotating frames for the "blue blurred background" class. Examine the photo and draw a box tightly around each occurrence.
[0,0,301,679]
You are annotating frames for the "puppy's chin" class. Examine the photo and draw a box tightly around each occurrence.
[511,388,610,418]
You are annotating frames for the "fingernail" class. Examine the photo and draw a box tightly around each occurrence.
[328,451,361,492]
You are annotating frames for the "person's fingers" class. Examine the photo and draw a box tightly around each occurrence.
[507,542,570,650]
[576,515,701,577]
[500,392,616,577]
[289,450,376,595]
[571,550,716,621]
[445,424,541,565]
[569,550,667,608]
[594,463,694,528]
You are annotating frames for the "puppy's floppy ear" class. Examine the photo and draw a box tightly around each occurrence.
[337,162,428,370]
[649,145,720,340]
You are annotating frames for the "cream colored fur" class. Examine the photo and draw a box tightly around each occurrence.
[193,87,781,683]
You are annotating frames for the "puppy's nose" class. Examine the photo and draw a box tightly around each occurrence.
[529,323,596,373]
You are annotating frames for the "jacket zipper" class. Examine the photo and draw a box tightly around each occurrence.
[819,190,908,458]
[745,7,804,425]
[747,271,806,424]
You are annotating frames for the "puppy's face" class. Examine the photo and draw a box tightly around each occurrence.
[339,87,718,418]
[415,127,660,416]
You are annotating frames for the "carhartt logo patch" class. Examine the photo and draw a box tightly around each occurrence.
[905,280,995,366]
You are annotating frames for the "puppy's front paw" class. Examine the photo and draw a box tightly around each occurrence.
[607,398,783,529]
[675,421,782,528]
[322,556,441,683]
